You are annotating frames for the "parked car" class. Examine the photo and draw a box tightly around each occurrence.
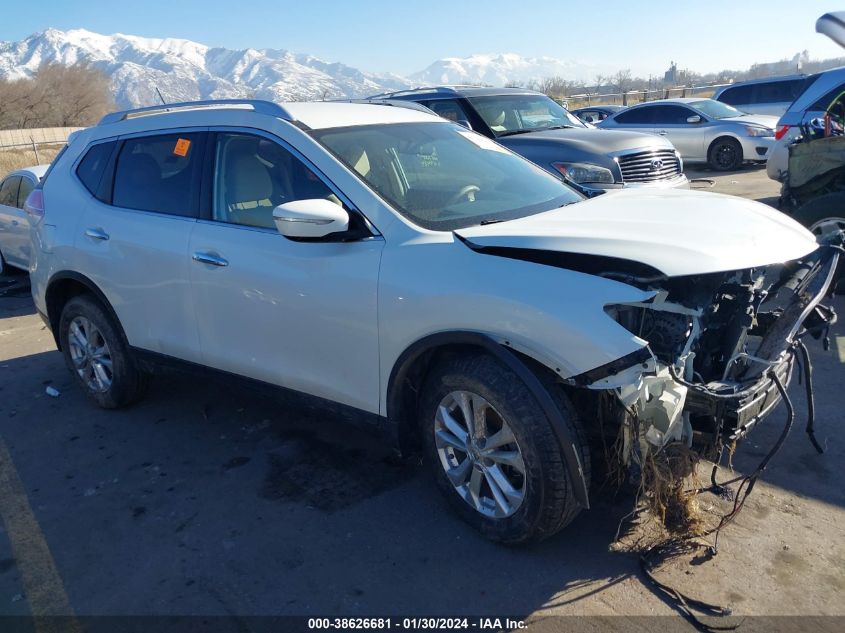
[27,99,838,544]
[766,11,845,292]
[570,105,625,124]
[0,165,48,272]
[599,98,778,170]
[713,74,810,117]
[766,65,845,182]
[369,87,688,192]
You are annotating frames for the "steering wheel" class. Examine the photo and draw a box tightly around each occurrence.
[446,185,480,207]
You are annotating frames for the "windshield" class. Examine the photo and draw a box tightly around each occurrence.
[311,122,582,231]
[690,99,746,119]
[467,94,587,135]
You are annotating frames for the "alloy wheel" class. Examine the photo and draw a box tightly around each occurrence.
[433,390,526,518]
[715,143,738,169]
[809,216,845,237]
[67,316,113,393]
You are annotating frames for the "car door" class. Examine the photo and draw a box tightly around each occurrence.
[74,131,207,362]
[652,105,706,160]
[0,175,25,268]
[188,129,383,412]
[13,175,37,267]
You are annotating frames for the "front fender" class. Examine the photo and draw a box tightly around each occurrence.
[378,234,653,412]
[386,330,592,508]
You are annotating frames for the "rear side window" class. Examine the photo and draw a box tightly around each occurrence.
[77,141,117,199]
[613,107,653,124]
[422,99,474,128]
[0,176,21,207]
[17,177,35,208]
[755,80,800,103]
[810,83,845,112]
[650,105,694,124]
[718,84,753,106]
[112,133,204,217]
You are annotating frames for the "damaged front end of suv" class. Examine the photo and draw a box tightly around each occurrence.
[456,189,842,495]
[583,234,840,481]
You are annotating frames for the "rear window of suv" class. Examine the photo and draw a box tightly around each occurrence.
[77,141,117,198]
[112,133,204,217]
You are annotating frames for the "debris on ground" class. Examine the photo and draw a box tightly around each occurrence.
[45,385,60,397]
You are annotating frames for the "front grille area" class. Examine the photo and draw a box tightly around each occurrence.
[617,149,682,183]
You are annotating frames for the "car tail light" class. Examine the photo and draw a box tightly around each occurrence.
[774,125,791,141]
[23,188,45,222]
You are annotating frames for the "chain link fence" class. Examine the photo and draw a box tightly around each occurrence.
[0,127,80,173]
[563,83,732,109]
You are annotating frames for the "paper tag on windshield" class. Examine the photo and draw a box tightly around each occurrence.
[457,130,508,153]
[173,138,191,157]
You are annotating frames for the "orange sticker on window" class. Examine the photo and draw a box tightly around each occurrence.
[173,138,191,157]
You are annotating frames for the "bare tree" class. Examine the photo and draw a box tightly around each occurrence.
[611,69,633,94]
[0,62,114,130]
[593,74,607,93]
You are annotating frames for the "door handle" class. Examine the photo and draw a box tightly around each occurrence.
[657,130,668,135]
[85,228,110,241]
[192,251,229,267]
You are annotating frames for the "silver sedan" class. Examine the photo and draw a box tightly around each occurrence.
[598,98,778,171]
[0,165,47,273]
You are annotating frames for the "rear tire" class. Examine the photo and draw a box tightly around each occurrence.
[791,193,845,292]
[58,294,148,408]
[418,353,590,544]
[707,137,743,171]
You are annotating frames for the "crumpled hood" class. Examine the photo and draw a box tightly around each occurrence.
[723,113,780,129]
[455,189,818,277]
[498,126,674,154]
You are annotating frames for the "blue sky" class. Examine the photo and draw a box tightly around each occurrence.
[2,0,844,77]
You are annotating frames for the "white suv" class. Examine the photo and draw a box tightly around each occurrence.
[26,99,839,543]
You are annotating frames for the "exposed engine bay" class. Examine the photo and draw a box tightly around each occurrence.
[597,235,841,469]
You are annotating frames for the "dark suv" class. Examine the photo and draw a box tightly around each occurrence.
[371,87,688,193]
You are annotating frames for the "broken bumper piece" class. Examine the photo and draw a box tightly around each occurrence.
[685,352,794,440]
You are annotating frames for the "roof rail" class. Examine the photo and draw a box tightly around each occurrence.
[337,98,437,115]
[97,99,294,126]
[368,86,465,99]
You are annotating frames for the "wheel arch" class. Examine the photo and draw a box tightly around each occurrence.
[44,271,125,350]
[386,331,590,509]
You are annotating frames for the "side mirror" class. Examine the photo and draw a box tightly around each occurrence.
[686,115,702,124]
[272,199,349,239]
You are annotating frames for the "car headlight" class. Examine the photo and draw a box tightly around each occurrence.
[552,162,615,184]
[745,126,774,137]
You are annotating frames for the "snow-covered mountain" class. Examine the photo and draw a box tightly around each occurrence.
[0,28,414,107]
[411,53,596,86]
[0,29,599,108]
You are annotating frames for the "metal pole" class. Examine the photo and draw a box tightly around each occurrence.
[30,137,40,164]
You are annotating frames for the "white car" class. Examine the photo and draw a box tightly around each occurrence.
[0,165,47,272]
[26,99,838,543]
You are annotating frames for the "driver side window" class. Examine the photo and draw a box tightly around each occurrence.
[212,133,339,229]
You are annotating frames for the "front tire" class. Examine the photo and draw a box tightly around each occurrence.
[419,353,589,544]
[707,137,743,171]
[59,294,148,408]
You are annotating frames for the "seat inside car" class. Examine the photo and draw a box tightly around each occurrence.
[219,136,285,229]
[115,152,161,210]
